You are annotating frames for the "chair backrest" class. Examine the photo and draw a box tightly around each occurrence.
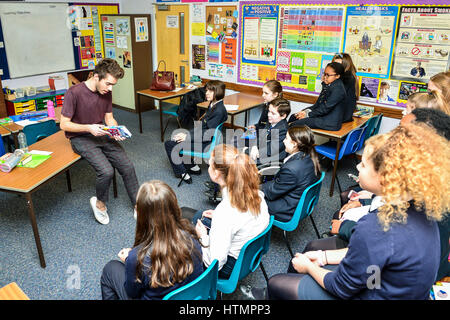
[358,116,378,148]
[274,171,325,232]
[217,216,274,294]
[22,120,58,145]
[338,126,365,160]
[373,113,383,136]
[0,137,5,157]
[202,122,224,159]
[162,259,219,300]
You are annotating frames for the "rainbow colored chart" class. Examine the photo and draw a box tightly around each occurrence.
[278,6,344,53]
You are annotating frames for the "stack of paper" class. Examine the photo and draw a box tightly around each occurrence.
[225,104,239,111]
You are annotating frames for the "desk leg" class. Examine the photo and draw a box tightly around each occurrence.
[244,111,248,128]
[66,169,72,192]
[231,115,235,129]
[137,93,143,134]
[159,100,164,142]
[25,193,46,268]
[329,139,342,197]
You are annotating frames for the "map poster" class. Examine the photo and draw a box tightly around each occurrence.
[343,6,398,79]
[241,4,279,66]
[391,6,450,82]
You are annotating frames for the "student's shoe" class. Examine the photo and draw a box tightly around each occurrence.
[188,165,202,175]
[176,173,192,184]
[239,285,267,300]
[204,181,216,189]
[90,196,109,225]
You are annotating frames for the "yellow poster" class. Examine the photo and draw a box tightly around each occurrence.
[192,22,205,36]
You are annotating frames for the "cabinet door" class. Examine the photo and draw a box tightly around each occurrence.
[102,15,135,110]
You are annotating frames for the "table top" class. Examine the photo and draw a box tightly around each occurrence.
[0,130,80,193]
[197,92,264,115]
[136,87,195,100]
[311,116,370,139]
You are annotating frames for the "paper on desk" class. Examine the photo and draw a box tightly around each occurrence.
[171,87,183,92]
[15,119,38,127]
[28,150,53,155]
[225,104,239,111]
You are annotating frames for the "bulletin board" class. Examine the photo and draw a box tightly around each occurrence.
[190,3,239,82]
[237,0,450,110]
[69,3,120,70]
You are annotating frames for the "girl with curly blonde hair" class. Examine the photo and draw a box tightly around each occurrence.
[266,122,449,300]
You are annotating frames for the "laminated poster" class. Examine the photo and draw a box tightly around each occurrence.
[135,18,149,42]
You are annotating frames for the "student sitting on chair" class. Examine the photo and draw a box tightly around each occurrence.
[100,180,204,300]
[60,58,139,225]
[246,97,290,166]
[261,125,321,222]
[288,62,346,131]
[164,80,227,184]
[332,53,359,122]
[186,144,270,280]
[247,80,283,131]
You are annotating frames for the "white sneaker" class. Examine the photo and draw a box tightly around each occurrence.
[134,208,137,220]
[90,197,109,225]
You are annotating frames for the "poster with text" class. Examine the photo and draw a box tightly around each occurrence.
[391,6,450,82]
[343,6,398,79]
[192,44,206,70]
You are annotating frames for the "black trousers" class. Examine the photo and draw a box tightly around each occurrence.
[164,139,205,176]
[70,135,139,205]
[100,260,130,300]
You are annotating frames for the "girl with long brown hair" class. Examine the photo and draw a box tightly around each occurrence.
[193,144,270,279]
[332,53,359,122]
[100,180,204,300]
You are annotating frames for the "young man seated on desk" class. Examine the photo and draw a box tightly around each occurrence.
[60,58,139,225]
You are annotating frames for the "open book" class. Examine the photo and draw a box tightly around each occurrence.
[101,126,132,139]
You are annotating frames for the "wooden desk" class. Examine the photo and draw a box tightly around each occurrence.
[0,130,81,268]
[312,117,369,197]
[197,92,265,129]
[0,282,30,300]
[136,88,195,141]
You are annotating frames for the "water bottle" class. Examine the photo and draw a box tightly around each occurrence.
[18,132,28,153]
[47,100,55,118]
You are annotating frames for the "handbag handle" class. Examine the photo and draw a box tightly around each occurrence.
[157,60,167,72]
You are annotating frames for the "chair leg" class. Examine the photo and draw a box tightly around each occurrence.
[283,231,294,258]
[336,174,343,195]
[260,261,269,283]
[65,169,72,192]
[177,172,187,187]
[310,215,321,239]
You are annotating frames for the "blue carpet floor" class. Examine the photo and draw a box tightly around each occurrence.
[0,106,360,300]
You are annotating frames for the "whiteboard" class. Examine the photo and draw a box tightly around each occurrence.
[0,2,75,78]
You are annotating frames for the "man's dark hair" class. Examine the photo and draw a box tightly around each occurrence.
[93,58,124,81]
[412,107,450,141]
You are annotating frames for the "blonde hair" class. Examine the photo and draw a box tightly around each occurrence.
[407,92,440,111]
[211,144,262,215]
[365,123,450,231]
[429,71,450,115]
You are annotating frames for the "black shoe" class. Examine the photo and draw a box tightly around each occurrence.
[240,285,267,300]
[175,173,192,184]
[208,195,222,203]
[188,165,202,175]
[204,181,216,189]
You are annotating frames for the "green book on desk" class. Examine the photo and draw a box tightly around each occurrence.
[17,154,51,168]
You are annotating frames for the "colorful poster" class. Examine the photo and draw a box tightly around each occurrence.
[360,77,380,102]
[192,44,206,70]
[135,17,149,42]
[391,6,450,82]
[343,6,398,79]
[278,6,344,53]
[398,81,428,101]
[221,38,237,65]
[241,4,279,66]
[207,37,220,63]
[377,79,400,105]
[116,19,130,36]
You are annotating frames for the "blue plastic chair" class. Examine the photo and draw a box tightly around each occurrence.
[162,259,219,300]
[356,116,377,152]
[273,171,325,257]
[22,120,58,145]
[0,136,5,156]
[373,113,383,136]
[162,104,181,138]
[315,126,365,195]
[178,122,224,187]
[217,216,274,297]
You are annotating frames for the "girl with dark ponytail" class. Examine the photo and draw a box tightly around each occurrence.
[262,125,321,222]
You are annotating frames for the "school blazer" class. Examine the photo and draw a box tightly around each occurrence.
[307,79,347,131]
[257,119,288,163]
[188,100,227,147]
[254,102,269,131]
[341,72,357,123]
[262,152,318,222]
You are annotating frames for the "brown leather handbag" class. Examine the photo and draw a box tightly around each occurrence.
[150,60,175,91]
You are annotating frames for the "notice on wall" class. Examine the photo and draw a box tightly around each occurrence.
[135,17,149,42]
[391,6,450,82]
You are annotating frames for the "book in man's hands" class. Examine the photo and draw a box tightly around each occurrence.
[101,125,132,139]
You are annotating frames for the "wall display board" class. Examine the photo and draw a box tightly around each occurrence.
[69,3,120,70]
[237,1,450,112]
[190,3,239,82]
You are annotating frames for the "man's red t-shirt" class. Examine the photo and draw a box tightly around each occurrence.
[61,82,112,139]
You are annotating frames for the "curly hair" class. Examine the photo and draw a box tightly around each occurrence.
[365,123,450,231]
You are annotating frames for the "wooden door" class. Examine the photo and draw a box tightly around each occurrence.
[154,4,189,104]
